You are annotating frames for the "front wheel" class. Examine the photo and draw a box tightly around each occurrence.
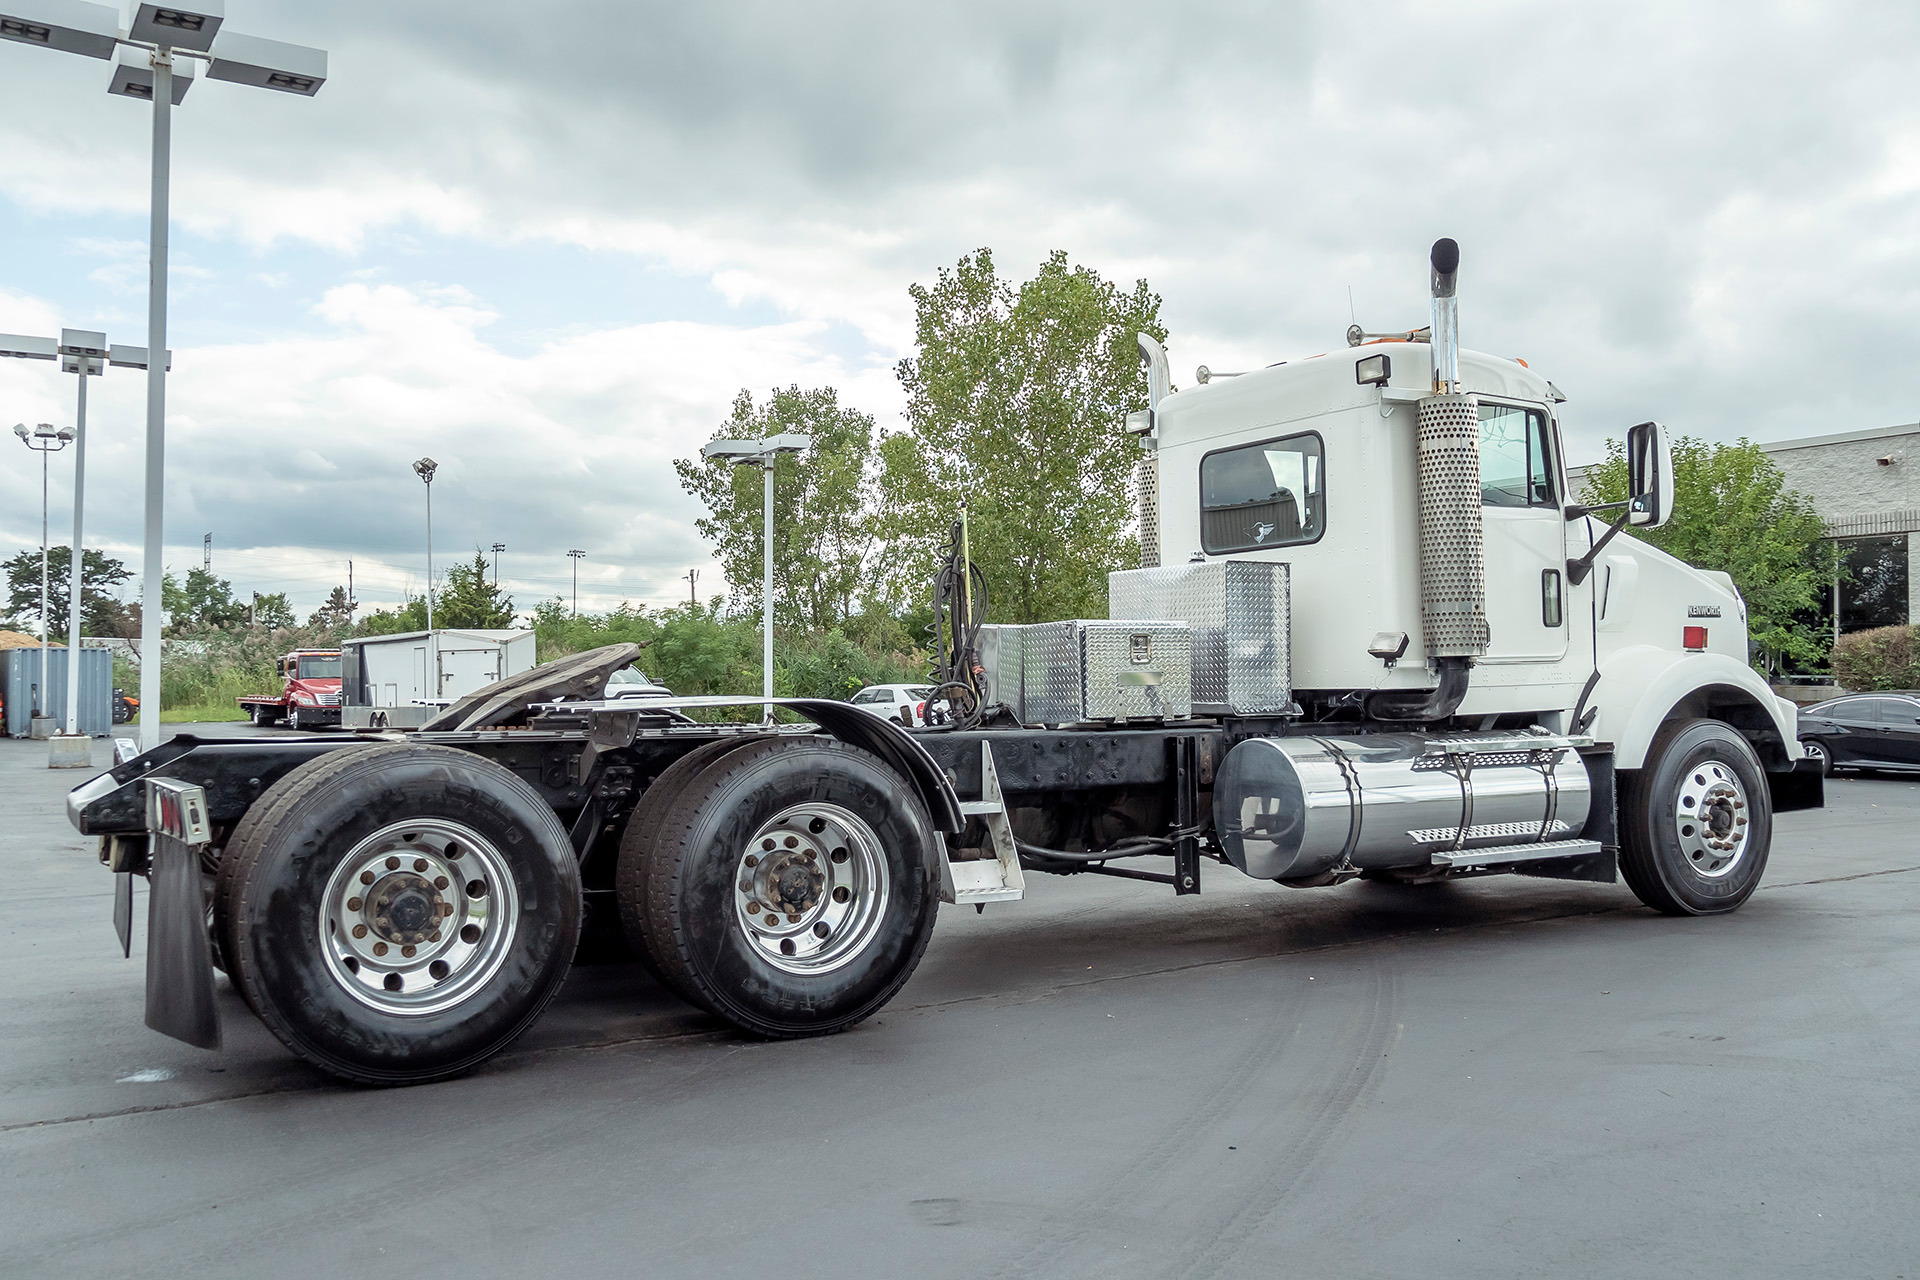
[216,742,581,1084]
[619,738,940,1038]
[1619,718,1772,916]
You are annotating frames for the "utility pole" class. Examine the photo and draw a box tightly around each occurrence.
[685,567,699,607]
[567,549,586,616]
[203,532,211,572]
[347,560,354,608]
[491,542,505,585]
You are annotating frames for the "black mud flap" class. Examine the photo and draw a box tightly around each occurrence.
[143,782,222,1051]
[1768,756,1825,814]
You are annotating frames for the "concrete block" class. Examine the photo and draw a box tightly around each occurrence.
[47,734,93,770]
[29,716,55,740]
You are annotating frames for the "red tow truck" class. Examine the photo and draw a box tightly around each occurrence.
[237,650,344,729]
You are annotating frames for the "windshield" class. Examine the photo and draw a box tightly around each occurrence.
[297,655,342,679]
[607,667,656,686]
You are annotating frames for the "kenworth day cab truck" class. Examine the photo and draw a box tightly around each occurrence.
[68,241,1822,1085]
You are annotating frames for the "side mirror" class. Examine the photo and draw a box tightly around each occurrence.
[1626,420,1673,528]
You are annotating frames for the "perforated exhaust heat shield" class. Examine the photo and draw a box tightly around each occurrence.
[1416,392,1489,657]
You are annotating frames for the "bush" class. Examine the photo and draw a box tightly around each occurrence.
[1831,625,1920,691]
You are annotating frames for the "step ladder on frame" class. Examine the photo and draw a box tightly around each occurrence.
[939,741,1026,907]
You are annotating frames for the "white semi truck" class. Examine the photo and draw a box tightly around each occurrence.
[68,240,1822,1084]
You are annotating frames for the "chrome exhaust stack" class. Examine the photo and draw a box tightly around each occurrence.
[1429,237,1461,393]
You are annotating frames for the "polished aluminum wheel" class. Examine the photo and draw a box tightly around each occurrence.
[732,802,889,976]
[1673,759,1750,878]
[318,818,519,1015]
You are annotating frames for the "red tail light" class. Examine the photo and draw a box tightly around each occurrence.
[1683,625,1708,651]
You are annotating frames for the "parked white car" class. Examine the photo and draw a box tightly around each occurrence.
[603,666,673,699]
[848,683,934,726]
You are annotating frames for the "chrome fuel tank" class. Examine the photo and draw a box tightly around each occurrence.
[1213,731,1592,881]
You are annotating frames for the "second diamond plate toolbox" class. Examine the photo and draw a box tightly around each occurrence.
[1108,560,1291,715]
[1018,620,1192,724]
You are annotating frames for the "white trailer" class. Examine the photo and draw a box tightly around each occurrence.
[340,629,536,729]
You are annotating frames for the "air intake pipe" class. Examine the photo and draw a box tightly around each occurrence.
[1369,239,1485,722]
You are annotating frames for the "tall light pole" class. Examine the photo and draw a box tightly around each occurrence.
[567,549,585,616]
[413,457,437,631]
[0,330,161,743]
[13,422,74,732]
[490,542,505,586]
[701,434,811,718]
[2,1,330,752]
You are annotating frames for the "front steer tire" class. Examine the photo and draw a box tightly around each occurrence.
[1619,718,1773,917]
[618,737,941,1038]
[215,742,581,1085]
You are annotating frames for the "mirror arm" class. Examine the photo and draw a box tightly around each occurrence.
[1566,509,1633,586]
[1563,499,1627,520]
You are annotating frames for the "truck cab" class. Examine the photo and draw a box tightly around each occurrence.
[238,649,343,729]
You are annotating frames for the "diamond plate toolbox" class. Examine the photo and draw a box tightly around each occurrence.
[1018,620,1192,724]
[1108,560,1291,714]
[976,624,1026,716]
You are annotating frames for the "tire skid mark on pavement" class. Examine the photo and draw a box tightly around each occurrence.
[1174,965,1400,1280]
[983,972,1310,1279]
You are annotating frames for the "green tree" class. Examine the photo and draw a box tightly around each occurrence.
[1,546,133,640]
[357,596,430,636]
[1583,436,1836,674]
[251,591,296,629]
[437,551,515,628]
[675,386,877,630]
[162,566,248,633]
[308,585,356,629]
[879,248,1165,623]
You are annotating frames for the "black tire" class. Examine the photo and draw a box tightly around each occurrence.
[620,737,941,1037]
[215,742,581,1084]
[1619,718,1772,916]
[613,735,769,995]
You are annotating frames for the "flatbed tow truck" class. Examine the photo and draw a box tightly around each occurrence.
[67,242,1823,1084]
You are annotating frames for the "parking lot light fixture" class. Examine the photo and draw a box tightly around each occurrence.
[14,422,74,727]
[567,549,585,616]
[700,434,812,717]
[414,458,438,631]
[0,5,331,749]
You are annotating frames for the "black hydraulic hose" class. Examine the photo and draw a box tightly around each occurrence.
[1014,836,1173,862]
[1364,655,1470,722]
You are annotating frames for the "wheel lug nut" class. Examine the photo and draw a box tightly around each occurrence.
[360,871,375,885]
[414,858,429,872]
[745,855,759,868]
[373,942,388,956]
[347,897,362,911]
[402,945,417,958]
[386,856,400,870]
[352,924,367,939]
[747,902,761,915]
[428,930,441,942]
[434,876,449,890]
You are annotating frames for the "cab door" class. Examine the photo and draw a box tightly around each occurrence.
[1476,400,1569,662]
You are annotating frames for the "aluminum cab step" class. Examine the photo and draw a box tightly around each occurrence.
[940,742,1026,906]
[1427,838,1603,870]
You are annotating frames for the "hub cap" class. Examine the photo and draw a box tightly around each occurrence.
[318,818,519,1015]
[732,802,889,976]
[1673,760,1750,878]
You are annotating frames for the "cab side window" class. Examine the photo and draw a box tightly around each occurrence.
[1198,432,1325,553]
[1479,403,1556,508]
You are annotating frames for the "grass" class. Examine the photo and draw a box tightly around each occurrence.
[157,704,251,724]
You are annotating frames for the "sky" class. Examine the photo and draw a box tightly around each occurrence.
[1,0,1917,620]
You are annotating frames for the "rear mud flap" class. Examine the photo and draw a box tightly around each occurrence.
[142,782,222,1051]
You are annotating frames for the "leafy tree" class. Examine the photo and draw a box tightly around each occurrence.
[436,551,515,629]
[879,248,1165,623]
[357,596,430,636]
[251,591,296,629]
[162,566,248,633]
[1583,436,1836,674]
[2,545,133,640]
[675,386,877,630]
[308,585,357,629]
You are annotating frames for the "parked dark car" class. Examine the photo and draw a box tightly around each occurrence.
[1797,692,1920,775]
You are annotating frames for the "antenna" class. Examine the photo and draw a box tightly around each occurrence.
[1348,286,1356,327]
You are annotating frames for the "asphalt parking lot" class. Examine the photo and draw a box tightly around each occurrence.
[3,728,1917,1279]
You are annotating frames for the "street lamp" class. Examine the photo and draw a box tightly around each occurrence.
[490,542,505,586]
[13,421,75,734]
[413,457,437,632]
[567,549,585,616]
[1,0,330,752]
[701,433,812,716]
[0,330,164,745]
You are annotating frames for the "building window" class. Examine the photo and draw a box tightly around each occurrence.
[1833,535,1909,633]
